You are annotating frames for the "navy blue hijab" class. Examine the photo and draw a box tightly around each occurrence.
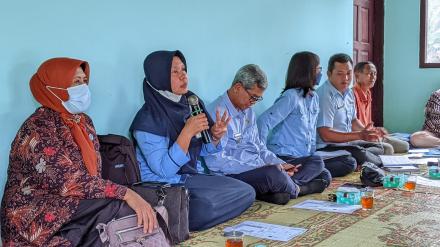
[130,50,214,174]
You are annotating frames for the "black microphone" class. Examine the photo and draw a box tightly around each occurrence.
[187,95,212,144]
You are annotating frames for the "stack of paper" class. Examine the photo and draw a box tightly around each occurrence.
[380,155,415,166]
[379,155,420,172]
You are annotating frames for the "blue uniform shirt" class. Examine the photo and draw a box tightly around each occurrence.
[258,88,319,157]
[204,92,284,175]
[316,80,357,149]
[134,130,222,183]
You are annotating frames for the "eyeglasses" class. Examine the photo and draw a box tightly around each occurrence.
[244,88,263,102]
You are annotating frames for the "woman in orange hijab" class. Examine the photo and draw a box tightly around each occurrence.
[1,58,157,246]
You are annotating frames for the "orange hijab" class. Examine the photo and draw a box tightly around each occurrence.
[29,57,98,176]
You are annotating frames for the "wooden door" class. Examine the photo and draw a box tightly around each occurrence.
[353,0,384,126]
[353,0,374,64]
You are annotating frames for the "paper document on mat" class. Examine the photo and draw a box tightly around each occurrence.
[423,149,440,157]
[380,155,416,167]
[223,221,306,242]
[292,199,361,214]
[384,165,419,172]
[405,153,424,158]
[416,176,440,188]
[408,149,430,153]
[411,158,438,165]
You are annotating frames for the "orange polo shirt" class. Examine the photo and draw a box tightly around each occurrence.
[353,84,372,126]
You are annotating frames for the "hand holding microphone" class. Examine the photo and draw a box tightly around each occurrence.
[187,95,212,144]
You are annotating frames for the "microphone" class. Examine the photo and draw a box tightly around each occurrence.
[187,95,212,144]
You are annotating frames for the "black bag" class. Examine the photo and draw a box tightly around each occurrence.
[98,134,141,185]
[133,182,190,244]
[360,162,385,187]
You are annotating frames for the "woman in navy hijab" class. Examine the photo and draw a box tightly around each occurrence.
[130,50,255,231]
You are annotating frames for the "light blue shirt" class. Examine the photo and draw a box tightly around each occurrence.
[316,80,357,149]
[258,88,319,157]
[204,92,284,175]
[134,130,222,183]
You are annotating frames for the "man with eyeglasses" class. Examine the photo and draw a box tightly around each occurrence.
[204,64,327,205]
[353,61,409,154]
[316,53,384,171]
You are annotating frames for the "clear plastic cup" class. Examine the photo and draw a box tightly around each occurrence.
[403,175,417,191]
[224,230,243,247]
[361,187,374,210]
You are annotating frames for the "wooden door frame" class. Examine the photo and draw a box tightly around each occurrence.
[371,0,384,127]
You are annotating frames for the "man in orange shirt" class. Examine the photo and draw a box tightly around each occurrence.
[353,62,409,154]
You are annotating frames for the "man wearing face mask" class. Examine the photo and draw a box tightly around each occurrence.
[204,64,331,205]
[257,52,356,179]
[1,58,158,246]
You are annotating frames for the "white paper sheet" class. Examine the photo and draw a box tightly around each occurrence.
[410,158,438,165]
[408,149,430,153]
[384,165,420,172]
[292,199,361,214]
[416,176,440,188]
[405,153,425,158]
[379,155,416,167]
[224,221,306,242]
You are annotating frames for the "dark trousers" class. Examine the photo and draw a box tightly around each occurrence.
[323,155,357,177]
[57,199,134,247]
[278,155,332,186]
[318,140,384,167]
[228,165,299,198]
[185,174,255,231]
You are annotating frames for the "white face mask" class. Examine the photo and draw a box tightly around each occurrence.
[47,84,91,114]
[146,80,182,103]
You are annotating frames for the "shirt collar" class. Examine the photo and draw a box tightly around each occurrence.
[326,80,350,98]
[221,91,242,118]
[353,84,371,102]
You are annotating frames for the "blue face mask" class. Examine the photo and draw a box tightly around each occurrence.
[314,71,322,86]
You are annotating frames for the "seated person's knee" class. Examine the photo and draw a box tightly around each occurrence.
[344,156,357,171]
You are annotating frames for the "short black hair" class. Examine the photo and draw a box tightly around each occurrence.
[327,53,353,73]
[354,61,374,73]
[283,51,320,97]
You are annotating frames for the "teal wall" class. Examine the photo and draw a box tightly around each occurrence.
[384,0,440,132]
[0,0,353,197]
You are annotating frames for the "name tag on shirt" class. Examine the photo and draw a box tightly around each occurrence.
[233,133,242,144]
